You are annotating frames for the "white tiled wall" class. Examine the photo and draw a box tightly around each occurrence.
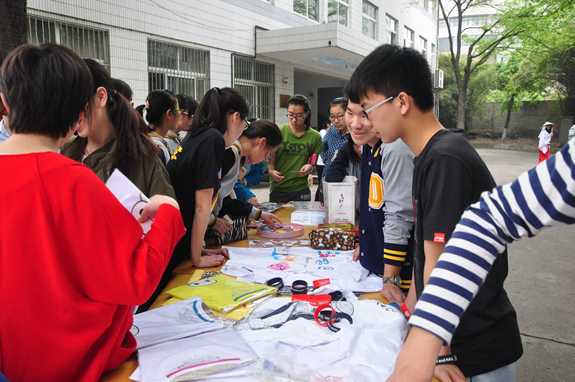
[27,0,437,108]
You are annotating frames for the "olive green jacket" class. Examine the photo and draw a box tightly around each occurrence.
[60,134,175,198]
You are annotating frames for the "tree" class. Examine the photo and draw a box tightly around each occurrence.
[438,53,496,130]
[497,0,575,115]
[491,52,550,140]
[438,0,518,131]
[0,0,28,51]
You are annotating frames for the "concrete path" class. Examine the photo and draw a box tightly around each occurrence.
[251,149,575,380]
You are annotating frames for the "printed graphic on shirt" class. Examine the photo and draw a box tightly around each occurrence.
[280,141,314,157]
[170,145,183,161]
[433,233,445,243]
[211,190,220,212]
[369,173,385,209]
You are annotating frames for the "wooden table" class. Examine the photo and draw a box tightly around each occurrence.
[99,205,433,381]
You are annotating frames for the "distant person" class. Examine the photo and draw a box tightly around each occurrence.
[321,97,349,179]
[568,116,575,142]
[136,90,181,164]
[314,118,330,201]
[538,121,554,164]
[111,78,133,105]
[0,43,184,382]
[61,59,175,198]
[346,44,522,381]
[268,94,322,203]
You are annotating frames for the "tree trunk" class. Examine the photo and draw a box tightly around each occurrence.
[501,94,515,140]
[0,0,28,51]
[456,82,467,130]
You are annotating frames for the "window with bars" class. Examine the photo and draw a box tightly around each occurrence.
[328,0,349,26]
[419,36,427,57]
[362,1,377,39]
[233,57,275,121]
[294,0,319,22]
[27,16,110,73]
[148,40,210,99]
[404,27,414,48]
[386,15,397,45]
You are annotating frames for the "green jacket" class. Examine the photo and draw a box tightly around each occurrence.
[60,134,175,198]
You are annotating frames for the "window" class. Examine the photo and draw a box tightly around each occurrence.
[385,15,397,45]
[148,40,209,99]
[233,57,275,121]
[403,27,414,48]
[419,36,427,56]
[294,0,319,22]
[28,16,110,73]
[362,1,377,40]
[430,43,436,70]
[328,0,349,26]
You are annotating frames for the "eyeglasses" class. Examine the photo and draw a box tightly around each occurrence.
[361,96,394,120]
[181,111,189,116]
[172,109,183,113]
[266,147,276,160]
[244,119,250,130]
[329,114,345,122]
[286,112,309,120]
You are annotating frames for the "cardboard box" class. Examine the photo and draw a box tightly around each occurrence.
[323,176,357,224]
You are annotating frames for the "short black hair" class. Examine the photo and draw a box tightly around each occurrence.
[0,43,92,138]
[345,44,434,111]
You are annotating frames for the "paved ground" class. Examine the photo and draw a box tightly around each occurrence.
[251,149,575,381]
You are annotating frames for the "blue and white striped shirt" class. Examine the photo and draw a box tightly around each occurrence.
[409,139,575,345]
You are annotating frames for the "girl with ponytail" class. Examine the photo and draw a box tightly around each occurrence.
[60,59,175,198]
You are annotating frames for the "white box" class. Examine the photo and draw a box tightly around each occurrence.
[323,176,357,224]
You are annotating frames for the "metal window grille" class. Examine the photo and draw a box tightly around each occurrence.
[362,0,377,40]
[233,57,275,121]
[148,40,210,99]
[28,16,110,73]
[328,0,349,26]
[294,0,319,22]
[386,15,397,45]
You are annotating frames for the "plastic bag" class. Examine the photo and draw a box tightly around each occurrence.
[246,354,327,382]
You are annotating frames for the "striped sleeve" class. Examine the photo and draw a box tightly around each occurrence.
[409,140,575,345]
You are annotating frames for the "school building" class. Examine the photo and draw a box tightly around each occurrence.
[26,0,438,127]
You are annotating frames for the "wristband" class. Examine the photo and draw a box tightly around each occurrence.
[292,294,332,306]
[266,277,284,289]
[291,280,308,295]
[400,302,411,319]
[328,291,344,301]
[313,278,330,288]
[309,153,318,166]
[314,304,334,327]
[436,355,458,366]
[327,312,353,332]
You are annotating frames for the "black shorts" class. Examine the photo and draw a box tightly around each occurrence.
[269,188,311,203]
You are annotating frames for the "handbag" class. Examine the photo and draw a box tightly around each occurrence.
[309,228,356,250]
[213,216,248,245]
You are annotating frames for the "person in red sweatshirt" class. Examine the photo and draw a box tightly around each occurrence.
[0,43,185,382]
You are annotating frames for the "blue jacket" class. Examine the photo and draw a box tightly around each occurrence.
[234,162,264,202]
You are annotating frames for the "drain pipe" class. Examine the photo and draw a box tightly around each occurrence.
[230,25,269,85]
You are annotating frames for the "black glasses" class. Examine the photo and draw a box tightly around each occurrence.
[286,111,309,120]
[329,114,345,122]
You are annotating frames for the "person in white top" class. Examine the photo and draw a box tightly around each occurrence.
[537,121,554,164]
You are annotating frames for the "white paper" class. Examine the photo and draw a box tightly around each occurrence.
[136,328,257,382]
[106,169,153,236]
[132,297,224,350]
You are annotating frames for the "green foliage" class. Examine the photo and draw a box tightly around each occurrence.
[438,53,496,130]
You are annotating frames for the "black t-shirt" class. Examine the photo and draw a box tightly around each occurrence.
[167,128,225,251]
[412,129,522,376]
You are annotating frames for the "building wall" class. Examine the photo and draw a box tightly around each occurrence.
[27,0,437,117]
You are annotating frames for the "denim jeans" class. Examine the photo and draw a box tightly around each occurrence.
[467,362,516,382]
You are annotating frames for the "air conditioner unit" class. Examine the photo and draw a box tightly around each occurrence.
[434,69,444,89]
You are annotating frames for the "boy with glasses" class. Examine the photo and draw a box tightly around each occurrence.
[268,94,322,203]
[346,44,522,382]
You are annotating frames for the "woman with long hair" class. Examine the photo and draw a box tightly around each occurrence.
[61,59,175,198]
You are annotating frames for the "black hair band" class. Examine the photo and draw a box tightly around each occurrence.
[266,277,284,289]
[327,312,353,332]
[291,280,308,295]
